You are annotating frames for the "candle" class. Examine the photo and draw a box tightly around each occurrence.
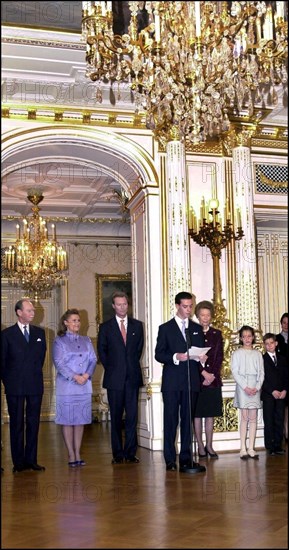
[256,18,262,42]
[237,208,242,228]
[11,249,15,270]
[51,224,56,240]
[195,1,201,38]
[200,196,205,220]
[16,224,20,239]
[263,6,273,40]
[23,219,27,237]
[154,13,161,43]
[212,167,217,199]
[101,2,106,16]
[225,198,230,220]
[276,1,284,18]
[189,208,194,230]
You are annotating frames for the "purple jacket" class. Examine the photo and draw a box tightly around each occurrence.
[53,333,97,396]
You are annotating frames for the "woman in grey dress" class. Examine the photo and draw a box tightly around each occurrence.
[231,325,264,460]
[53,308,97,467]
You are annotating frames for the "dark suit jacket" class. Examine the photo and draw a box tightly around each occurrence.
[276,333,288,359]
[202,326,223,388]
[155,318,205,392]
[97,317,144,390]
[1,323,47,395]
[261,352,288,400]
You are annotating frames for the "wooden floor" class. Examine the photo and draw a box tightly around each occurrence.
[1,422,288,549]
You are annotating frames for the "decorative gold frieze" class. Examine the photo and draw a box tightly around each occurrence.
[214,398,238,432]
[82,113,91,124]
[257,168,287,189]
[3,215,129,224]
[54,112,63,122]
[28,110,36,120]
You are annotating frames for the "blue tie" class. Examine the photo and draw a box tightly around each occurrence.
[23,325,29,343]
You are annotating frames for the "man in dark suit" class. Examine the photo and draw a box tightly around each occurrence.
[1,298,47,472]
[276,313,288,359]
[261,333,288,455]
[97,291,144,464]
[155,291,208,473]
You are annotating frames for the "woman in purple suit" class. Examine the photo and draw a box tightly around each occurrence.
[52,309,97,467]
[194,301,224,459]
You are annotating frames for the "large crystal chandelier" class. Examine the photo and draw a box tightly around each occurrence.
[4,189,68,301]
[82,1,288,146]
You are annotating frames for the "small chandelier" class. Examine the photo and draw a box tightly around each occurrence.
[4,188,68,301]
[82,1,288,146]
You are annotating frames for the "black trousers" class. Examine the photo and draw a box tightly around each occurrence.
[107,384,139,459]
[6,394,42,467]
[162,390,198,465]
[262,396,285,450]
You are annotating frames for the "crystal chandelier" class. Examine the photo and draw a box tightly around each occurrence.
[4,189,68,300]
[82,1,288,146]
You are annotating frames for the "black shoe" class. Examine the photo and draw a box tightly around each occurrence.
[12,464,27,473]
[204,446,219,458]
[179,462,206,473]
[274,448,286,455]
[125,456,140,463]
[166,462,177,471]
[111,457,123,464]
[198,448,208,458]
[25,463,45,471]
[268,450,275,456]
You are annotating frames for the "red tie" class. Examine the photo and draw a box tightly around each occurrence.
[120,319,126,344]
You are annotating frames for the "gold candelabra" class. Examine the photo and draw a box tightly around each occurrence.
[4,188,68,301]
[189,198,244,377]
[82,1,288,147]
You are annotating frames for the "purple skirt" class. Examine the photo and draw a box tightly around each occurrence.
[55,394,92,425]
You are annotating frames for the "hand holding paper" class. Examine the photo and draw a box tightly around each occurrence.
[188,346,211,361]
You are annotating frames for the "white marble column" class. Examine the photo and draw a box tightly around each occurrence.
[166,139,191,315]
[232,143,260,330]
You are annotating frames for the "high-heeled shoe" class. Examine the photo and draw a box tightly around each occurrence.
[198,448,208,458]
[68,461,77,468]
[204,446,219,459]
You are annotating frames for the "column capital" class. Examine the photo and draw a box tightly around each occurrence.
[222,126,256,155]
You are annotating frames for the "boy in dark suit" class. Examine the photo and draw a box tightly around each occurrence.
[1,298,47,472]
[155,291,209,473]
[97,291,144,464]
[261,333,288,455]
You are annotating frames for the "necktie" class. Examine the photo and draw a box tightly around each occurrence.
[120,319,126,344]
[23,325,29,343]
[273,354,277,366]
[181,320,186,340]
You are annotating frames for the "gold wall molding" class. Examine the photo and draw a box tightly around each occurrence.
[214,398,238,432]
[2,215,129,224]
[1,105,147,129]
[2,35,84,50]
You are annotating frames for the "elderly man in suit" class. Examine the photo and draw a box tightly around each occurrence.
[1,298,47,472]
[155,291,208,473]
[97,291,144,464]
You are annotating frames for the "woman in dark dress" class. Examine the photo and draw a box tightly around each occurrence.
[194,301,224,458]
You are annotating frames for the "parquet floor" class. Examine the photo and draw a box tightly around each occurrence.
[1,422,288,549]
